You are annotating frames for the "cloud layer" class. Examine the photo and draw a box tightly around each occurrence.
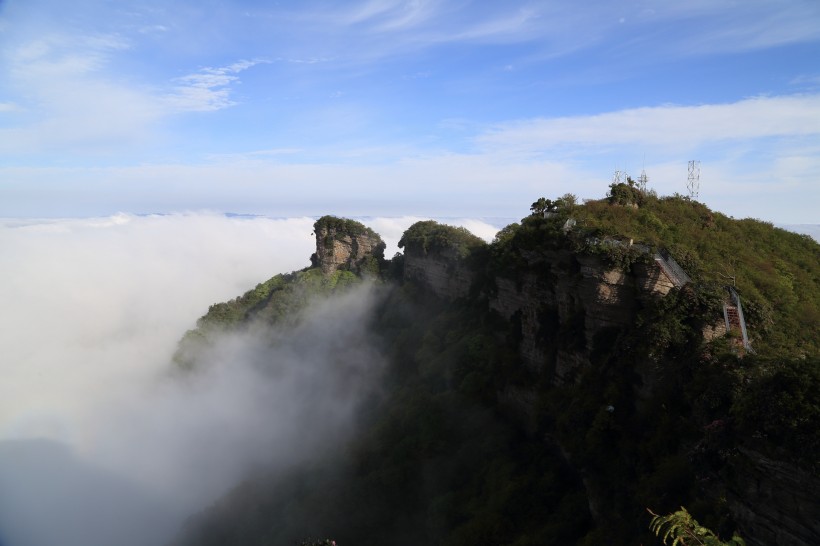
[0,213,498,546]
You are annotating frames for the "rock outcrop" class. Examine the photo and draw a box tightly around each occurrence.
[173,212,819,546]
[311,216,385,276]
[398,220,484,301]
[489,248,690,383]
[403,250,476,300]
[397,220,702,385]
[726,449,820,546]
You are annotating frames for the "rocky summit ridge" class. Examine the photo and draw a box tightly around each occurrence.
[173,195,820,546]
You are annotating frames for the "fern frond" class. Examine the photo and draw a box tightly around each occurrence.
[647,506,744,546]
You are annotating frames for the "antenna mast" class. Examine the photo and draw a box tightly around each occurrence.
[638,155,648,193]
[687,160,700,199]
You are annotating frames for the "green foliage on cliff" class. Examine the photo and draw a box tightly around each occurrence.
[732,356,820,470]
[172,267,359,369]
[198,268,358,330]
[498,192,820,358]
[314,215,380,242]
[175,287,591,546]
[398,220,486,259]
[171,196,819,545]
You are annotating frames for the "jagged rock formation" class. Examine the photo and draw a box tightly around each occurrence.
[311,216,385,275]
[173,209,820,546]
[402,235,693,384]
[389,219,820,544]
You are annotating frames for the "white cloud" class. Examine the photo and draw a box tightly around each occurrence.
[166,59,267,114]
[681,0,820,53]
[138,24,170,34]
[0,214,316,438]
[0,33,158,152]
[790,73,820,87]
[0,212,502,452]
[341,0,440,30]
[8,33,131,80]
[315,0,820,62]
[0,214,338,544]
[0,212,506,545]
[477,94,820,154]
[0,24,266,152]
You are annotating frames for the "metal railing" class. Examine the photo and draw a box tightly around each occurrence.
[654,249,691,287]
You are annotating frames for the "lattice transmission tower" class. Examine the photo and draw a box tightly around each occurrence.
[638,169,648,193]
[638,154,648,193]
[687,160,701,199]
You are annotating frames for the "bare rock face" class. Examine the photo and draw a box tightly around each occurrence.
[397,221,693,385]
[489,248,682,383]
[311,216,385,275]
[726,449,820,546]
[403,252,475,300]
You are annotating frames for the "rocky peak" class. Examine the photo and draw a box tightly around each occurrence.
[398,220,486,300]
[311,216,385,275]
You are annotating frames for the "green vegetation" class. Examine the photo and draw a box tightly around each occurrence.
[314,215,379,239]
[175,288,591,546]
[496,191,820,358]
[530,194,578,216]
[171,187,819,545]
[607,178,645,207]
[314,215,380,246]
[172,268,360,369]
[398,220,485,259]
[732,356,820,470]
[649,506,746,545]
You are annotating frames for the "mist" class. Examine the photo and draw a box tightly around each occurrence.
[0,213,498,546]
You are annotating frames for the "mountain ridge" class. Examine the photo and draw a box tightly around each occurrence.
[172,191,820,545]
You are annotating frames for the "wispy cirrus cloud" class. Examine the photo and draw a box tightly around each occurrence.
[165,59,269,113]
[0,33,161,153]
[669,0,820,54]
[309,0,820,62]
[0,26,265,153]
[341,0,442,30]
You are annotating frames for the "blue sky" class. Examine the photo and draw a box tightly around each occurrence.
[1,0,819,222]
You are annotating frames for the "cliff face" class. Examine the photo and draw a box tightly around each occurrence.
[492,252,690,383]
[403,249,475,300]
[404,238,686,384]
[399,225,819,545]
[725,449,820,546]
[175,212,819,546]
[398,220,485,301]
[311,216,385,275]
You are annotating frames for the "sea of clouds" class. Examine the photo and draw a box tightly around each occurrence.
[0,213,500,546]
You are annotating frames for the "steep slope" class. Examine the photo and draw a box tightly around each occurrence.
[171,196,820,546]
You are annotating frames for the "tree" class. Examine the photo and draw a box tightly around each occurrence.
[608,177,643,206]
[530,197,557,216]
[556,193,579,215]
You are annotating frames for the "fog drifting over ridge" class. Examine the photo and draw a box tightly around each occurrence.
[0,213,499,546]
